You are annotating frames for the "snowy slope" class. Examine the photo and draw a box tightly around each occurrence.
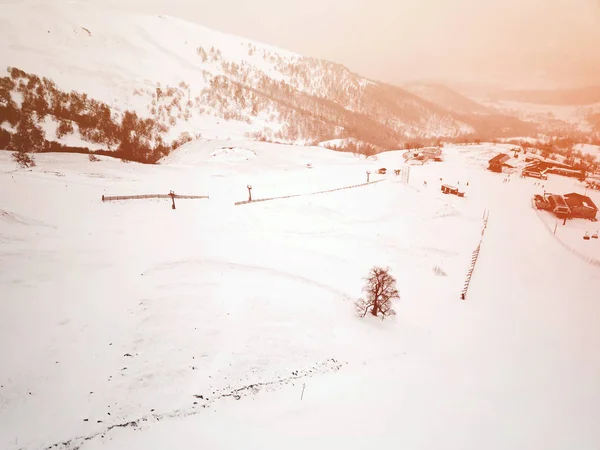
[2,141,600,450]
[0,0,480,155]
[449,84,600,135]
[404,82,493,115]
[480,100,600,133]
[0,0,297,106]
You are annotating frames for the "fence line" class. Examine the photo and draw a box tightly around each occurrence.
[102,193,209,202]
[533,208,600,268]
[461,210,489,300]
[234,179,386,206]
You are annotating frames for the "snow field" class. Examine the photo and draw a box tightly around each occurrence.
[1,141,600,450]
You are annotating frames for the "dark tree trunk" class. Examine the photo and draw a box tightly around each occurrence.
[371,301,378,316]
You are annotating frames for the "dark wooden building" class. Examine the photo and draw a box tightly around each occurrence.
[546,167,586,180]
[564,193,598,220]
[488,153,510,173]
[441,184,458,194]
[441,184,465,197]
[547,194,572,218]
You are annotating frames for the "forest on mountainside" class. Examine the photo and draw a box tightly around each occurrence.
[0,55,545,164]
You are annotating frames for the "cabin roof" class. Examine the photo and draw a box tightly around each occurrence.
[489,153,510,165]
[564,193,598,211]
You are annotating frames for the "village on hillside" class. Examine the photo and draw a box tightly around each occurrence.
[484,144,599,247]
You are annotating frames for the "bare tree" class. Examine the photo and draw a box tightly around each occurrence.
[355,266,399,319]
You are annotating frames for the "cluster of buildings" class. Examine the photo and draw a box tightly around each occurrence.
[533,192,598,221]
[404,147,443,164]
[486,152,598,221]
[488,152,586,181]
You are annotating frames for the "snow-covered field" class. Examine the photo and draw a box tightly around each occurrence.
[1,141,600,450]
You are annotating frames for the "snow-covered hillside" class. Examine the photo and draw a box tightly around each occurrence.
[2,140,600,450]
[480,99,600,134]
[446,83,600,137]
[0,0,496,161]
[404,82,493,116]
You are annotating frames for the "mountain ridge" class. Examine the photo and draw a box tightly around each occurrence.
[403,82,493,116]
[0,1,536,162]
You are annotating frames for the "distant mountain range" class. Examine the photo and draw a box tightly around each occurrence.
[403,83,493,116]
[489,86,600,106]
[444,82,600,138]
[0,0,543,162]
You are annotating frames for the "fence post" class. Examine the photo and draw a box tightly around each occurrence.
[169,190,176,210]
[366,171,370,183]
[247,185,252,202]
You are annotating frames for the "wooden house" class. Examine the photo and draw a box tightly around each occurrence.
[547,194,572,218]
[564,193,598,220]
[441,184,458,195]
[440,184,464,196]
[488,153,510,173]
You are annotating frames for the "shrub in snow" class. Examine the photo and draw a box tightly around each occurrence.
[355,266,399,319]
[433,265,447,276]
[88,153,100,162]
[171,132,193,150]
[13,151,35,168]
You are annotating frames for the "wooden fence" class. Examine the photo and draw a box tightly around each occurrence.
[102,193,209,202]
[461,210,489,300]
[234,179,386,206]
[533,208,600,268]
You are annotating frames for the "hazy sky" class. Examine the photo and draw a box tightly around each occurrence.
[31,0,600,88]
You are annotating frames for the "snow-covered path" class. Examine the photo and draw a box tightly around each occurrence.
[449,180,600,448]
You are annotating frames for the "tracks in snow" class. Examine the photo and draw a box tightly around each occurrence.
[43,358,345,450]
[143,258,352,299]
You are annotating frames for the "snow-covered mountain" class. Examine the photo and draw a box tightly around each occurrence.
[0,0,537,163]
[403,83,493,116]
[449,83,600,138]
